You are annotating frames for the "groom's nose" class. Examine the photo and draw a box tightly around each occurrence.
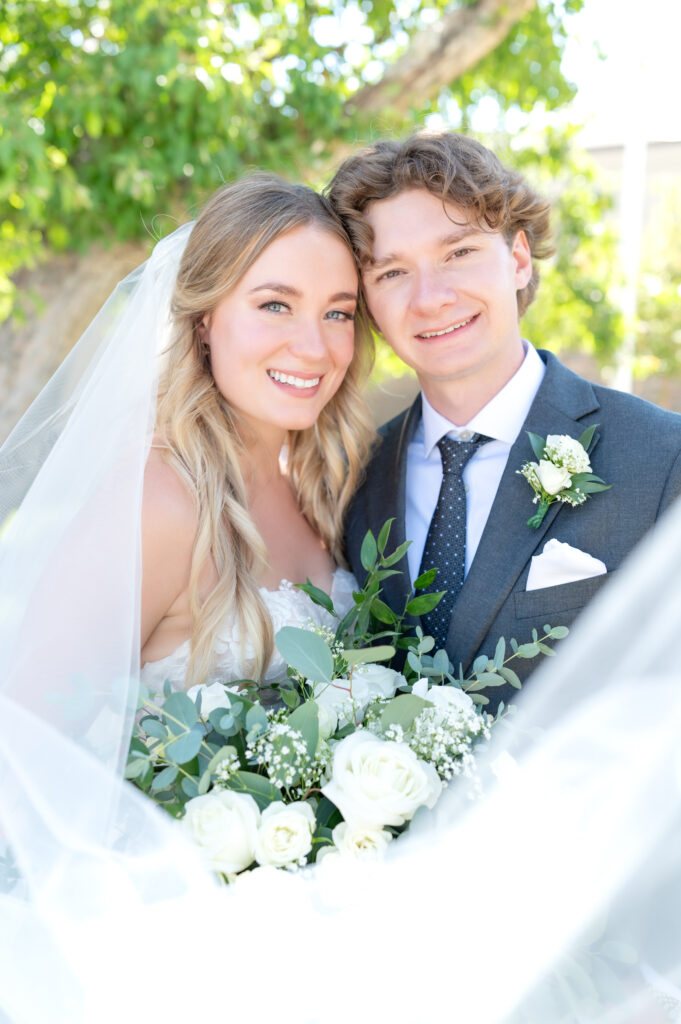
[410,267,456,316]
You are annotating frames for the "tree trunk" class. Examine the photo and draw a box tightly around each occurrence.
[347,0,536,117]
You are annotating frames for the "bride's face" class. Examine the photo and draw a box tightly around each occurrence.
[203,223,358,443]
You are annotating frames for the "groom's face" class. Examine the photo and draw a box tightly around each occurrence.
[361,188,532,413]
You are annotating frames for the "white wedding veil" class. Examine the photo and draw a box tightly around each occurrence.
[1,220,681,1023]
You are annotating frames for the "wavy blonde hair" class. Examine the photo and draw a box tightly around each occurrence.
[155,174,375,688]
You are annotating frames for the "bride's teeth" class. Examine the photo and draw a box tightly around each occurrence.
[268,370,320,389]
[420,316,474,338]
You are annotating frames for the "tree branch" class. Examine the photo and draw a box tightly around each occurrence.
[346,0,537,117]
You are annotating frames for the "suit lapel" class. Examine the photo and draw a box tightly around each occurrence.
[445,351,602,672]
[371,396,422,613]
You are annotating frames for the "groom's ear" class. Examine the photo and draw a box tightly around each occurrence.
[511,230,533,290]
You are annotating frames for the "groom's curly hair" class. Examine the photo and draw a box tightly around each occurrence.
[326,131,554,316]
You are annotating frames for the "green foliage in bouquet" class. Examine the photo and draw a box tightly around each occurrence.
[127,521,568,877]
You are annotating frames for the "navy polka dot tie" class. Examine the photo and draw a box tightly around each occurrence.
[419,434,492,650]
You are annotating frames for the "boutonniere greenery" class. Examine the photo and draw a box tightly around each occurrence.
[517,425,611,529]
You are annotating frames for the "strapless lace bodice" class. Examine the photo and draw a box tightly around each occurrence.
[140,567,356,693]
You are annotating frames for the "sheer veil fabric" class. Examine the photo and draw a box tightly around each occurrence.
[1,223,681,1023]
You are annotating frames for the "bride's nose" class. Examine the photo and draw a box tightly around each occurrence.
[288,318,327,360]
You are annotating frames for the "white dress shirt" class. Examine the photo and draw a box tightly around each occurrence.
[405,343,545,584]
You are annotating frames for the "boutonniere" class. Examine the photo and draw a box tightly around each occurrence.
[517,425,611,528]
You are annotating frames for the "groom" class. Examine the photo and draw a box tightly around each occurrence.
[329,131,681,704]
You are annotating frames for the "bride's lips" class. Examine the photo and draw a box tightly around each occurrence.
[415,314,479,340]
[267,368,323,393]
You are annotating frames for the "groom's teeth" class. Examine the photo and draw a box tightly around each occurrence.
[268,370,320,389]
[419,316,475,338]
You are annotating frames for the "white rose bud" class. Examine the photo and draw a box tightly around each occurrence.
[322,730,442,829]
[311,679,356,729]
[411,678,475,716]
[254,801,316,868]
[536,459,572,495]
[182,790,260,874]
[331,821,393,859]
[352,663,406,703]
[312,699,338,742]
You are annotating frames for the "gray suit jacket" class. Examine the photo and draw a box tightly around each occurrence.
[345,351,681,708]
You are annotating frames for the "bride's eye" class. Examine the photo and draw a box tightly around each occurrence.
[326,309,355,321]
[260,300,289,313]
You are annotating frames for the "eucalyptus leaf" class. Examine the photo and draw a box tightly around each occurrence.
[246,704,268,735]
[465,672,507,691]
[124,758,149,780]
[547,625,569,639]
[344,645,395,666]
[380,693,430,732]
[165,726,204,765]
[407,650,422,674]
[226,771,283,810]
[275,626,334,684]
[432,648,451,674]
[493,636,506,670]
[181,776,200,799]
[161,691,199,730]
[150,764,178,791]
[288,700,319,760]
[472,654,488,676]
[498,666,522,690]
[140,716,167,740]
[514,642,540,658]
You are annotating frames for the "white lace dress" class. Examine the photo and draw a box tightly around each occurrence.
[140,567,356,693]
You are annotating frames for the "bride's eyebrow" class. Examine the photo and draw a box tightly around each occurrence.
[249,283,357,303]
[249,283,300,296]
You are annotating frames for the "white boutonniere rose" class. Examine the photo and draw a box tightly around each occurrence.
[517,424,610,528]
[322,729,442,829]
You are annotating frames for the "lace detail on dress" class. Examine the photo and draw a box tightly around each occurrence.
[140,567,356,694]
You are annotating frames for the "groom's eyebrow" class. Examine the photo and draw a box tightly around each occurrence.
[370,227,480,267]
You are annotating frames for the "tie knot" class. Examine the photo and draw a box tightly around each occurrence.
[437,434,491,475]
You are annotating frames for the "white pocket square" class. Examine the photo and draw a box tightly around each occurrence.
[526,539,607,592]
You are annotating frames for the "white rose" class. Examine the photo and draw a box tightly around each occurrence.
[322,730,442,829]
[545,434,591,474]
[182,790,260,874]
[331,821,393,859]
[187,681,238,717]
[352,663,405,704]
[254,801,316,867]
[411,678,475,716]
[536,459,572,495]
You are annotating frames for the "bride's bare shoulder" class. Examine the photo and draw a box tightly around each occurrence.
[142,440,197,540]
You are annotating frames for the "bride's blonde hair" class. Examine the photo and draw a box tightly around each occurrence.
[156,174,375,687]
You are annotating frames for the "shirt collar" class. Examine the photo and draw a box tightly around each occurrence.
[421,342,545,457]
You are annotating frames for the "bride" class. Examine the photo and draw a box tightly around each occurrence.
[137,174,373,694]
[2,170,681,1023]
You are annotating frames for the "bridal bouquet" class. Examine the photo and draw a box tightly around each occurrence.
[127,521,567,879]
